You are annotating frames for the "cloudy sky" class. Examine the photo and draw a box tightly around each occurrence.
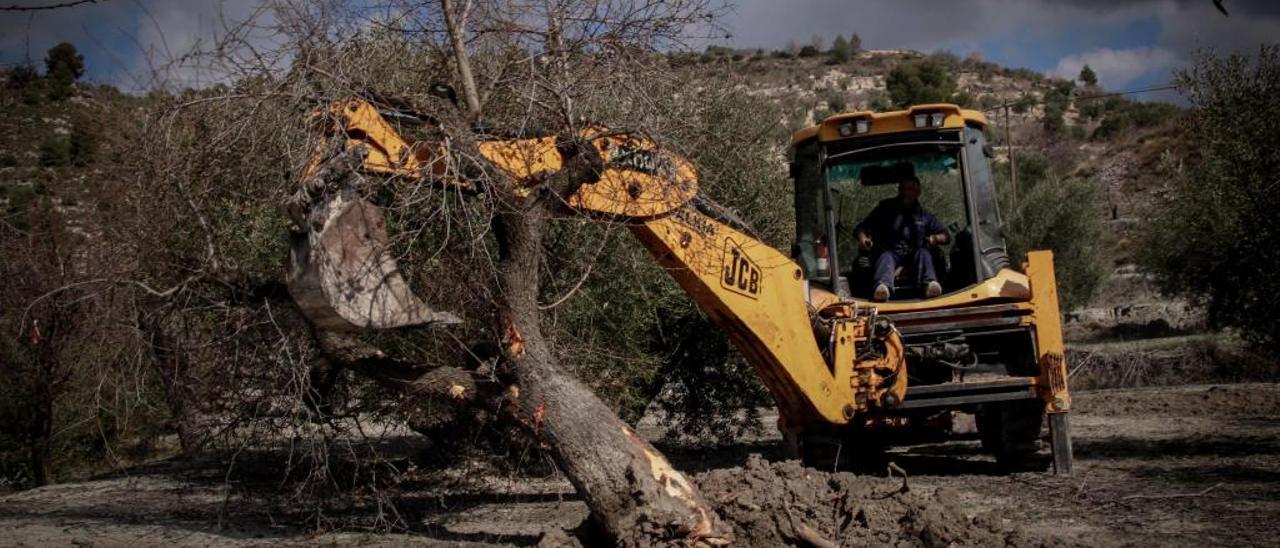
[719,0,1276,97]
[0,0,1275,99]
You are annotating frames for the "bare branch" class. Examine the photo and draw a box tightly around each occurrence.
[0,0,102,12]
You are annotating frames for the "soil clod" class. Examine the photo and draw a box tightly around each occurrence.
[697,455,1067,547]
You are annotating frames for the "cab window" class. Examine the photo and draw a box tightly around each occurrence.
[828,145,970,299]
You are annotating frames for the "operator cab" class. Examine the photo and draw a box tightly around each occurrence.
[789,104,1009,303]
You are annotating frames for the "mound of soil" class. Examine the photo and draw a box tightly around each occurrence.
[697,456,1066,547]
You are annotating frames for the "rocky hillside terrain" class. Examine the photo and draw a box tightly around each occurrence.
[0,48,1206,350]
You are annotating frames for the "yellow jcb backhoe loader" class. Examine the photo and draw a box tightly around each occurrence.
[286,97,1073,475]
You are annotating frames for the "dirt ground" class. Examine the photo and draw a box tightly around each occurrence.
[2,383,1277,547]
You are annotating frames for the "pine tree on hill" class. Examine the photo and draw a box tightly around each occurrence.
[1079,64,1098,87]
[44,42,84,101]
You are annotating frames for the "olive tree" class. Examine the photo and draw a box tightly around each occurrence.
[1141,45,1280,353]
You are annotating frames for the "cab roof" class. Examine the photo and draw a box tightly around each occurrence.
[790,103,988,147]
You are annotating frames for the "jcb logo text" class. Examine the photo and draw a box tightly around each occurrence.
[721,239,761,299]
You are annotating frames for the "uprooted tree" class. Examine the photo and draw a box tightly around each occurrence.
[279,0,739,542]
[0,0,793,539]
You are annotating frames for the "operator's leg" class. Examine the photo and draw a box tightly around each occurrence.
[912,249,938,283]
[912,249,942,298]
[872,250,899,301]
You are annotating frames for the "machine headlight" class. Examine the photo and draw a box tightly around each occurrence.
[838,119,871,137]
[913,113,928,128]
[930,112,945,127]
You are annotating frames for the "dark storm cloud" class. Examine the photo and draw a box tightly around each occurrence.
[1058,0,1280,18]
[1,0,1274,92]
[718,0,1277,88]
[717,1,1145,52]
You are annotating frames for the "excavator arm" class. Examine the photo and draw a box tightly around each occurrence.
[287,97,907,427]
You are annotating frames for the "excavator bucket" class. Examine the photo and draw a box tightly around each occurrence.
[287,189,460,331]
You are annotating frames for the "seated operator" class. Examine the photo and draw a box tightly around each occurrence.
[854,175,950,301]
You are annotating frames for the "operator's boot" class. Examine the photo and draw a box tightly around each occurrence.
[925,280,943,298]
[873,283,891,302]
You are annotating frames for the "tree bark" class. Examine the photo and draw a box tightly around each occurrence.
[488,150,731,545]
[143,313,205,455]
[29,387,52,486]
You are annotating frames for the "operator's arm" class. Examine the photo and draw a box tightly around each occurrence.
[923,210,950,247]
[854,202,886,251]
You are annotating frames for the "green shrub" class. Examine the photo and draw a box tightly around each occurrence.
[1043,101,1066,133]
[996,152,1106,311]
[1090,99,1182,140]
[38,137,71,167]
[37,125,97,167]
[4,186,36,214]
[7,64,39,88]
[868,93,893,112]
[1079,100,1103,120]
[651,307,770,444]
[824,89,847,113]
[1091,115,1123,140]
[68,125,97,166]
[1011,93,1030,114]
[886,59,957,107]
[1042,81,1073,134]
[7,65,45,105]
[830,35,850,64]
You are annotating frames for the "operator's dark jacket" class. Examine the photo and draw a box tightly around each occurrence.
[855,198,946,255]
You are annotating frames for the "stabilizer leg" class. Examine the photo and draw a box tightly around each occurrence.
[1049,412,1073,477]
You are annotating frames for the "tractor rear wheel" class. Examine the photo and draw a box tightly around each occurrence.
[795,433,887,472]
[976,399,1046,469]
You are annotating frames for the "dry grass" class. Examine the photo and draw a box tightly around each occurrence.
[1067,333,1277,391]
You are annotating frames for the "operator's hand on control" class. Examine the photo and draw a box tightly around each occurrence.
[858,232,873,251]
[925,233,947,248]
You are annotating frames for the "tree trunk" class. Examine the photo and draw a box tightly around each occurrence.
[143,313,205,455]
[29,390,52,486]
[492,201,731,545]
[440,0,483,117]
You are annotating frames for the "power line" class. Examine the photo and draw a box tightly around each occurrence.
[983,82,1181,114]
[1,0,103,12]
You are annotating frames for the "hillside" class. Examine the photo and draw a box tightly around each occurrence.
[1,48,1191,333]
[0,82,136,236]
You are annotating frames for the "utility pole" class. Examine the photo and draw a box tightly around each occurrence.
[1004,104,1017,208]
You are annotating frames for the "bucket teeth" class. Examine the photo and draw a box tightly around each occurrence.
[287,189,460,331]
